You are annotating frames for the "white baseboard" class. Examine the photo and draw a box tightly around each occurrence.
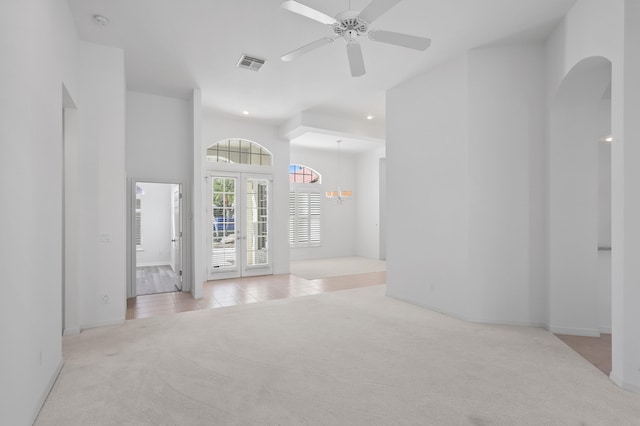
[549,326,601,337]
[80,319,125,330]
[385,292,471,322]
[599,326,612,334]
[32,359,64,425]
[386,293,546,329]
[63,327,81,336]
[471,318,547,329]
[610,372,640,394]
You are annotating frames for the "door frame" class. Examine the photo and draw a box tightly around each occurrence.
[206,171,273,280]
[127,178,189,298]
[170,184,183,291]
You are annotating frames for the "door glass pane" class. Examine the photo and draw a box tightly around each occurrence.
[246,178,269,266]
[212,177,236,270]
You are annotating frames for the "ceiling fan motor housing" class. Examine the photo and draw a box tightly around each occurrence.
[333,11,369,41]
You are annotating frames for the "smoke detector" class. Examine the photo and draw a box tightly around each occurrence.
[237,54,266,71]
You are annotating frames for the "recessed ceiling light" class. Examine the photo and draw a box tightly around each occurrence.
[92,14,109,26]
[600,135,613,143]
[242,110,249,115]
[366,115,374,120]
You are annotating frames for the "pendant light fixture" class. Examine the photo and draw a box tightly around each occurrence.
[325,139,353,203]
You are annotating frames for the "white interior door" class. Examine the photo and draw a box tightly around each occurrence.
[208,173,272,279]
[171,184,183,290]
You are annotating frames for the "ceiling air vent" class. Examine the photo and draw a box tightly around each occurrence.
[237,54,266,71]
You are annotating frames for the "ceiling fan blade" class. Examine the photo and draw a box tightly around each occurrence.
[369,29,431,50]
[281,37,336,61]
[346,42,366,77]
[281,0,337,25]
[358,0,403,24]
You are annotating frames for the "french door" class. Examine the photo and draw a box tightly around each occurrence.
[207,172,272,279]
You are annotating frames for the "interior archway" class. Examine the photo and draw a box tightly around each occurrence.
[549,56,612,373]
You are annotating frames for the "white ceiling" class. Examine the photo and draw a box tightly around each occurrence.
[68,0,577,126]
[291,132,384,153]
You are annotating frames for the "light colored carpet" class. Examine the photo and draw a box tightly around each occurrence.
[290,256,386,279]
[36,286,640,425]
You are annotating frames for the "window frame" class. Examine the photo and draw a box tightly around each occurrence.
[206,139,272,167]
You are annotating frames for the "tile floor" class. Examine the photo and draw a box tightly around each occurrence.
[126,271,386,320]
[555,333,612,376]
[127,272,611,377]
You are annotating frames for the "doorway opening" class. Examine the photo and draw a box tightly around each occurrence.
[134,181,183,296]
[550,56,612,375]
[207,172,272,280]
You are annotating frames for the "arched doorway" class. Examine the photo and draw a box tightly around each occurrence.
[549,56,612,373]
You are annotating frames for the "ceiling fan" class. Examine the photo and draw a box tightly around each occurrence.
[280,0,431,77]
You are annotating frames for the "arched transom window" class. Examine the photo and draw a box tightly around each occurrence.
[207,139,272,166]
[289,164,321,183]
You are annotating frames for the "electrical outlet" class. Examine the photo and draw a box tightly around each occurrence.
[101,294,109,304]
[99,233,112,243]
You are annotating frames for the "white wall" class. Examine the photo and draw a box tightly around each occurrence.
[617,0,640,392]
[467,44,548,325]
[126,92,191,180]
[387,0,639,392]
[387,45,548,325]
[356,146,386,260]
[289,146,358,260]
[136,183,172,266]
[598,99,612,248]
[386,56,471,319]
[200,112,290,283]
[548,57,607,336]
[71,42,127,331]
[597,99,612,333]
[544,0,640,392]
[191,90,203,297]
[0,1,78,424]
[125,91,192,295]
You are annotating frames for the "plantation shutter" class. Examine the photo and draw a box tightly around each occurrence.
[309,192,321,244]
[135,198,143,247]
[289,190,321,247]
[289,192,296,245]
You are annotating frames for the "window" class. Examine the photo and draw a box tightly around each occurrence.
[207,139,272,166]
[289,191,322,247]
[289,164,322,247]
[289,164,321,183]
